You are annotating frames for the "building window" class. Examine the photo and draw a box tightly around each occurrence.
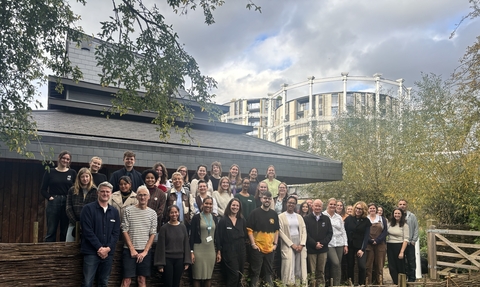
[332,94,338,116]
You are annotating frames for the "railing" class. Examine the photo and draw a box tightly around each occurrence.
[427,219,480,280]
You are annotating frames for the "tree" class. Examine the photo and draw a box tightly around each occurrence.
[0,0,260,157]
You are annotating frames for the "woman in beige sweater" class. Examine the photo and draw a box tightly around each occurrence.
[386,208,409,285]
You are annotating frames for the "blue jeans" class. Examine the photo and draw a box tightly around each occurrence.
[45,195,69,242]
[82,254,113,287]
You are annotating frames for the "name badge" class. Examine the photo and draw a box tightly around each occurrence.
[227,227,232,230]
[207,226,212,231]
[247,199,252,202]
[110,219,116,222]
[206,236,213,242]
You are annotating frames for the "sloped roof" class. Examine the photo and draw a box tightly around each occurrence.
[16,110,341,184]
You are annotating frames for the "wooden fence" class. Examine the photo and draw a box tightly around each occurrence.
[427,219,480,280]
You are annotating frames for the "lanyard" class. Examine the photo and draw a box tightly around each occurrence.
[201,212,213,236]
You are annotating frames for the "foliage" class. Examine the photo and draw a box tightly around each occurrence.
[0,0,261,155]
[301,99,405,210]
[301,73,480,228]
[0,0,83,157]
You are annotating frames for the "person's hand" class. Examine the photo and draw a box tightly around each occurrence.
[158,267,164,273]
[357,250,364,258]
[130,249,138,258]
[251,243,259,250]
[296,245,303,253]
[184,264,189,270]
[191,252,195,264]
[372,240,377,245]
[216,252,221,263]
[399,251,404,259]
[137,250,148,263]
[343,246,348,255]
[315,242,323,249]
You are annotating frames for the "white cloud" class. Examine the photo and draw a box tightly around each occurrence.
[39,0,480,107]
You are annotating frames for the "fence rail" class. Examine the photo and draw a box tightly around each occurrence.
[427,219,480,279]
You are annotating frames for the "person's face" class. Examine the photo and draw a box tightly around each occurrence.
[169,208,179,222]
[286,199,297,213]
[212,165,220,176]
[261,195,272,208]
[58,154,71,168]
[355,205,364,217]
[230,200,240,215]
[398,200,407,212]
[242,179,250,190]
[221,179,230,190]
[172,175,183,189]
[203,199,213,213]
[302,203,309,213]
[328,200,336,212]
[178,168,187,178]
[377,207,384,216]
[89,159,102,172]
[98,186,112,203]
[198,183,207,194]
[136,190,150,206]
[230,166,239,177]
[278,184,287,196]
[306,199,313,208]
[346,206,353,215]
[80,173,91,187]
[144,173,156,188]
[335,202,343,214]
[267,166,275,177]
[197,166,207,179]
[313,201,323,214]
[249,168,258,179]
[259,183,268,193]
[119,179,131,192]
[155,166,163,177]
[124,156,135,168]
[393,210,402,221]
[369,205,377,215]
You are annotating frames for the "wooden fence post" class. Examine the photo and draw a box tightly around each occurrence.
[398,273,407,287]
[33,221,39,243]
[427,219,437,280]
[75,221,81,244]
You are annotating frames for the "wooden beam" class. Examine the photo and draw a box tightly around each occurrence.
[435,233,480,268]
[437,261,480,271]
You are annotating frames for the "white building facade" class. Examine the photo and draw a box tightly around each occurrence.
[222,73,411,149]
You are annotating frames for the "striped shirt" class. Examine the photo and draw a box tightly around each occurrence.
[121,205,157,250]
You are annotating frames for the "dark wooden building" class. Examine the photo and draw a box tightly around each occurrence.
[0,37,342,244]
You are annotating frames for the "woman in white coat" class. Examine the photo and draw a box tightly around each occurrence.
[278,195,308,286]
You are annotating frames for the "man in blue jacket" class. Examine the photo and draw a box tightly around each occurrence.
[80,181,121,287]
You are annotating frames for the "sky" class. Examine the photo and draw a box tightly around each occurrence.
[37,0,480,107]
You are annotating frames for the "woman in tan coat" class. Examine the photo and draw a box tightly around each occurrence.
[278,195,308,286]
[109,175,138,221]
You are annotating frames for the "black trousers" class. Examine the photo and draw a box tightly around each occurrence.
[387,243,406,285]
[221,241,246,287]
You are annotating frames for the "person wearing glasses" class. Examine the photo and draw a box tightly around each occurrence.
[176,166,191,195]
[247,191,279,287]
[278,195,308,286]
[344,201,372,286]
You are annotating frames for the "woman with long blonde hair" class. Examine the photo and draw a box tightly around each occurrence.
[66,167,97,242]
[212,176,233,217]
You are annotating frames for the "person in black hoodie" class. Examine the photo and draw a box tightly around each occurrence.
[304,199,333,287]
[344,201,372,286]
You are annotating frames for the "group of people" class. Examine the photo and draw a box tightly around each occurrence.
[40,150,419,287]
